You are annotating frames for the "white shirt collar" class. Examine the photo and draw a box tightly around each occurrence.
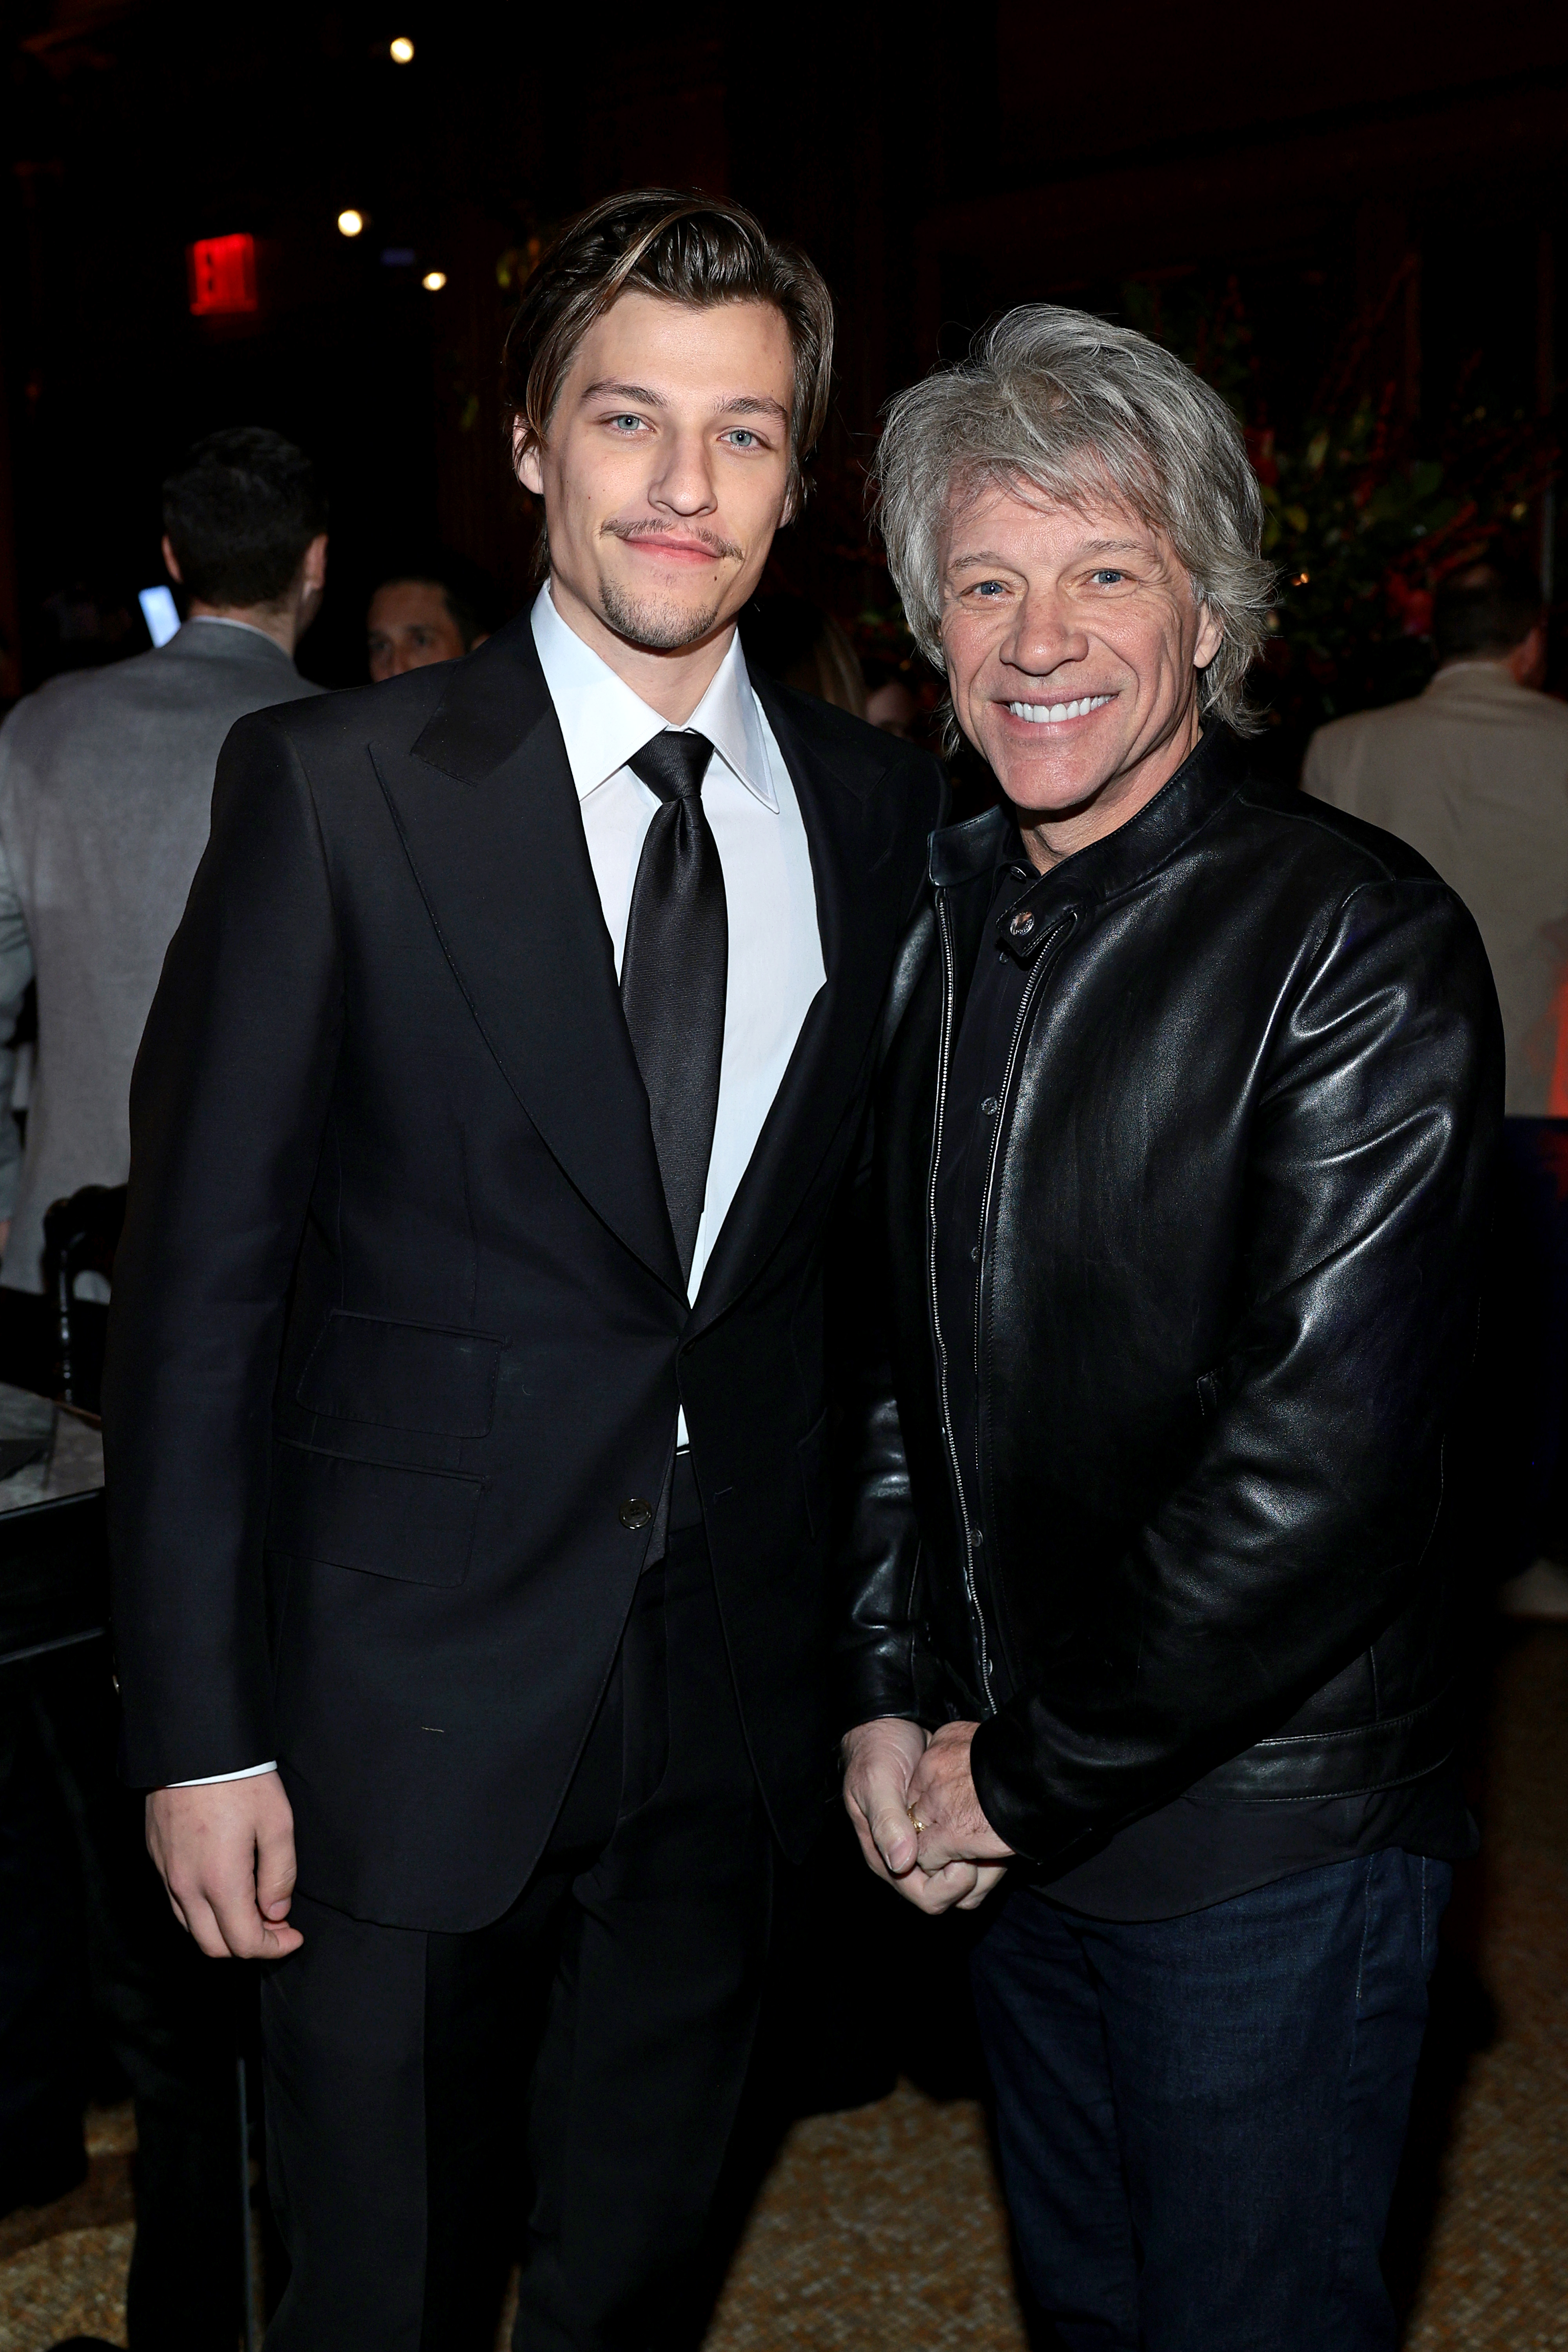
[530,581,777,812]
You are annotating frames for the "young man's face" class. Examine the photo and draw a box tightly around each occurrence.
[516,291,796,657]
[366,579,470,681]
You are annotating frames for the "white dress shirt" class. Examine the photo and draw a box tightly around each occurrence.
[531,581,825,1302]
[176,586,825,1786]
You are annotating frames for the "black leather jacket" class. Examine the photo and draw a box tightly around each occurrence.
[840,727,1503,1872]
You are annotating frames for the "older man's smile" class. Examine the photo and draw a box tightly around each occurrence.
[1004,692,1117,724]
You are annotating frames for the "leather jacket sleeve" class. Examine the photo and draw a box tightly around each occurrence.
[970,873,1502,1866]
[834,1322,930,1729]
[833,862,946,1735]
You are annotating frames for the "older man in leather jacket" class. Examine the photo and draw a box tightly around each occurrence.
[840,308,1502,2352]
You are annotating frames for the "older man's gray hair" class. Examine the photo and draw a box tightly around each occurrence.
[875,305,1276,733]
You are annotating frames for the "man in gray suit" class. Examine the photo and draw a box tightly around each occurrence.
[0,426,326,1374]
[0,428,324,2350]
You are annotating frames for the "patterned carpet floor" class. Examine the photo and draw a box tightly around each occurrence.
[1397,1627,1568,2352]
[2,1626,1564,2351]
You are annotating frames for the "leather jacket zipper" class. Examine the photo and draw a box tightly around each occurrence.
[929,890,994,1706]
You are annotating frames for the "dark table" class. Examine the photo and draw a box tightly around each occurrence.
[0,1387,107,1671]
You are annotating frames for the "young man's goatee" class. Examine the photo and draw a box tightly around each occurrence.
[598,579,729,652]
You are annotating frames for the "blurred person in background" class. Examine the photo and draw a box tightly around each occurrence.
[1304,558,1568,1620]
[366,552,499,681]
[0,426,326,1389]
[862,654,922,740]
[741,587,867,716]
[0,426,326,2352]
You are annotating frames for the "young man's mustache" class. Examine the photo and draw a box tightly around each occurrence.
[601,519,744,561]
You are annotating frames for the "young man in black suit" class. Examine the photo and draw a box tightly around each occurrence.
[104,191,945,2349]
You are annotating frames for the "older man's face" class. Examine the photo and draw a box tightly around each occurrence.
[940,480,1223,865]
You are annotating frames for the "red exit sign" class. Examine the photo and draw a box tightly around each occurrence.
[187,234,258,316]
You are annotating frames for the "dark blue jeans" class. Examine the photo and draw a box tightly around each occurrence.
[969,1850,1450,2352]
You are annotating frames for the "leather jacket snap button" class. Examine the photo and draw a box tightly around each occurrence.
[619,1498,653,1531]
[1008,909,1036,938]
[981,1096,999,1116]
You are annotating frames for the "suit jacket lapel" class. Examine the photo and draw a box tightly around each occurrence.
[374,618,684,1299]
[689,675,909,1331]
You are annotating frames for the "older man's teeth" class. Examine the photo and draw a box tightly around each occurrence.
[1007,694,1113,723]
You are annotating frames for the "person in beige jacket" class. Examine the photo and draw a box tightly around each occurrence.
[1304,557,1568,1617]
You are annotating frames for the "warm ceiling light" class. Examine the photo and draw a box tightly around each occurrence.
[390,36,414,62]
[422,270,447,291]
[337,209,365,238]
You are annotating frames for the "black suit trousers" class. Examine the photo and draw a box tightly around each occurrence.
[258,1494,772,2352]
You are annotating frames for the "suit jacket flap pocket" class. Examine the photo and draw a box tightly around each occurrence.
[296,1311,503,1437]
[269,1440,482,1586]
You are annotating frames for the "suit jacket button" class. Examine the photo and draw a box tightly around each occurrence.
[619,1498,653,1531]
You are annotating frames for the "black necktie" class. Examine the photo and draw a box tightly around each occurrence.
[621,730,728,1282]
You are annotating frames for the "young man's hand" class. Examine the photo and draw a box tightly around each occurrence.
[145,1773,303,1959]
[902,1720,1013,1911]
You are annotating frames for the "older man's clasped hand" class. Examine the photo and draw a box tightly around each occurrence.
[842,1716,1013,1915]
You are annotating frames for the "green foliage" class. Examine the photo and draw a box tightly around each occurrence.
[1257,401,1552,724]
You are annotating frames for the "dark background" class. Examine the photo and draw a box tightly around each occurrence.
[0,11,1561,2323]
[2,0,1564,755]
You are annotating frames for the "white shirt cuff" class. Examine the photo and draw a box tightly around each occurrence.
[167,1760,279,1787]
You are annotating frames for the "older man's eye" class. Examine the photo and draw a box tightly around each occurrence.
[1092,568,1127,586]
[971,580,1007,597]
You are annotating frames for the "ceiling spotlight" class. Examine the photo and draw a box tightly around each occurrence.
[337,209,365,238]
[390,35,414,62]
[422,270,447,291]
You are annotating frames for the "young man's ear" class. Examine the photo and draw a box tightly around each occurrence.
[514,419,544,498]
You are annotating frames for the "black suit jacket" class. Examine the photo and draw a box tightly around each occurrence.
[103,613,944,1931]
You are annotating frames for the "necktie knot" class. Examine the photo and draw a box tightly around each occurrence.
[628,730,714,805]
